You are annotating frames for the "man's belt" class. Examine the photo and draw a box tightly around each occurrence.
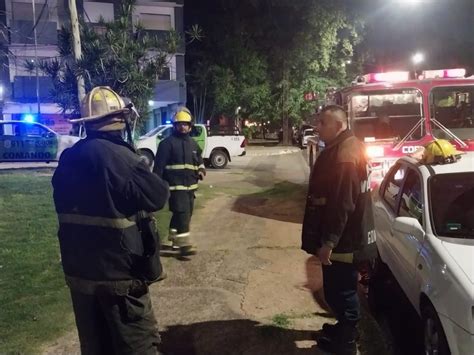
[58,213,137,229]
[65,276,144,296]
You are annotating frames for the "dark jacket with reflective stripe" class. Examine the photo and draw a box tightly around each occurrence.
[52,131,169,281]
[301,130,369,255]
[153,130,204,194]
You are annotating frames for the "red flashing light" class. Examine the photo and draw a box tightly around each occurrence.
[422,68,466,79]
[364,71,410,83]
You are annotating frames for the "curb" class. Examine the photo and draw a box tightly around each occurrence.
[244,148,301,157]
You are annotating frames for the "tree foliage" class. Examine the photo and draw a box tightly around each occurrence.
[37,0,178,121]
[186,0,365,143]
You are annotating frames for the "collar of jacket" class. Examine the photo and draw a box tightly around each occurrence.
[324,129,354,150]
[86,131,136,153]
[172,131,191,140]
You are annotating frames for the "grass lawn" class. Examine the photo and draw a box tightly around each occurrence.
[0,170,214,353]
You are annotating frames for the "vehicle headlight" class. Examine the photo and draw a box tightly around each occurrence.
[367,145,384,158]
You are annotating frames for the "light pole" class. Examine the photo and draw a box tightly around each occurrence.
[0,84,4,120]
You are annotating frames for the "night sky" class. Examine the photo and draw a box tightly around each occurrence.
[185,0,474,74]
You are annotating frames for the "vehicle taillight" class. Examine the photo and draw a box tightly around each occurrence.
[241,138,247,148]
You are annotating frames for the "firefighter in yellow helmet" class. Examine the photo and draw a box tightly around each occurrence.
[153,107,206,256]
[52,86,169,354]
[422,139,464,164]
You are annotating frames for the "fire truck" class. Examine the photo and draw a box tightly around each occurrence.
[307,68,474,187]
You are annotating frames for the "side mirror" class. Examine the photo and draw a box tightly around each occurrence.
[45,132,55,138]
[157,133,163,139]
[392,216,425,240]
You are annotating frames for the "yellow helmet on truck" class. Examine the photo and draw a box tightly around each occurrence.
[422,139,463,164]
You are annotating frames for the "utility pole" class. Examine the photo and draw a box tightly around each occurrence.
[68,0,85,104]
[31,0,40,115]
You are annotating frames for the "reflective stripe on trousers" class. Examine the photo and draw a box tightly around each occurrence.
[169,184,198,191]
[58,213,137,229]
[165,164,199,171]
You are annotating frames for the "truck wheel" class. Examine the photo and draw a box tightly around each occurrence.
[210,150,228,169]
[138,149,154,169]
[422,304,450,355]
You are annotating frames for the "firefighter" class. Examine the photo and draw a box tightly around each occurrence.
[52,86,169,354]
[153,107,205,256]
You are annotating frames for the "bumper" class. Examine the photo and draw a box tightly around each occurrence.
[439,314,474,355]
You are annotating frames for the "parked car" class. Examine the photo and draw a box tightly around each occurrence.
[370,153,474,355]
[301,128,316,148]
[136,124,246,169]
[0,120,79,162]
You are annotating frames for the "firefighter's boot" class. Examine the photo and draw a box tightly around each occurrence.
[160,229,180,253]
[173,232,197,256]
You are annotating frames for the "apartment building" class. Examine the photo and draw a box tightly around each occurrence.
[0,0,185,134]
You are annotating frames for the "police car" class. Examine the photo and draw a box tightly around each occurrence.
[370,150,474,355]
[0,121,79,162]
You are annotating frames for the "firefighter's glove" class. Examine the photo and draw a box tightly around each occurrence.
[198,169,206,181]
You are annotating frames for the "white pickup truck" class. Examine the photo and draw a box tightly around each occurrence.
[136,124,246,169]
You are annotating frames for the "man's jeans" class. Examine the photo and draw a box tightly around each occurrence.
[322,261,360,330]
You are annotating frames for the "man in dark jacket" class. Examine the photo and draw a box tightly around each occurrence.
[153,108,205,256]
[52,87,169,355]
[302,105,369,355]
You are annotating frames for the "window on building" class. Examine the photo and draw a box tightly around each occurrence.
[138,13,172,31]
[12,1,48,21]
[83,2,114,23]
[159,67,171,81]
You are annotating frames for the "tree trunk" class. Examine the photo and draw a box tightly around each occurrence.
[281,65,291,146]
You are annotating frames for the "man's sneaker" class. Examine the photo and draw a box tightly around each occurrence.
[180,245,197,256]
[321,322,338,339]
[317,337,357,355]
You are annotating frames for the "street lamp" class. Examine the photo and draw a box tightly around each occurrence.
[412,52,424,65]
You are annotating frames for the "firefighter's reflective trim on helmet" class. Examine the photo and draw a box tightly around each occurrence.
[58,213,137,229]
[165,164,200,171]
[169,184,199,191]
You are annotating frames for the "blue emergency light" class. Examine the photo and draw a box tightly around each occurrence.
[22,114,36,123]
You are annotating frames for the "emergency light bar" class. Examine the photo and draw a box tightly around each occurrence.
[363,71,410,83]
[421,68,466,79]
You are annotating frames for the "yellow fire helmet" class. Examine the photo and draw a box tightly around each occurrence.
[422,139,464,164]
[70,86,131,131]
[173,107,193,124]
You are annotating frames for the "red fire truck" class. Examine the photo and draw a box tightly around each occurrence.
[308,68,474,187]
